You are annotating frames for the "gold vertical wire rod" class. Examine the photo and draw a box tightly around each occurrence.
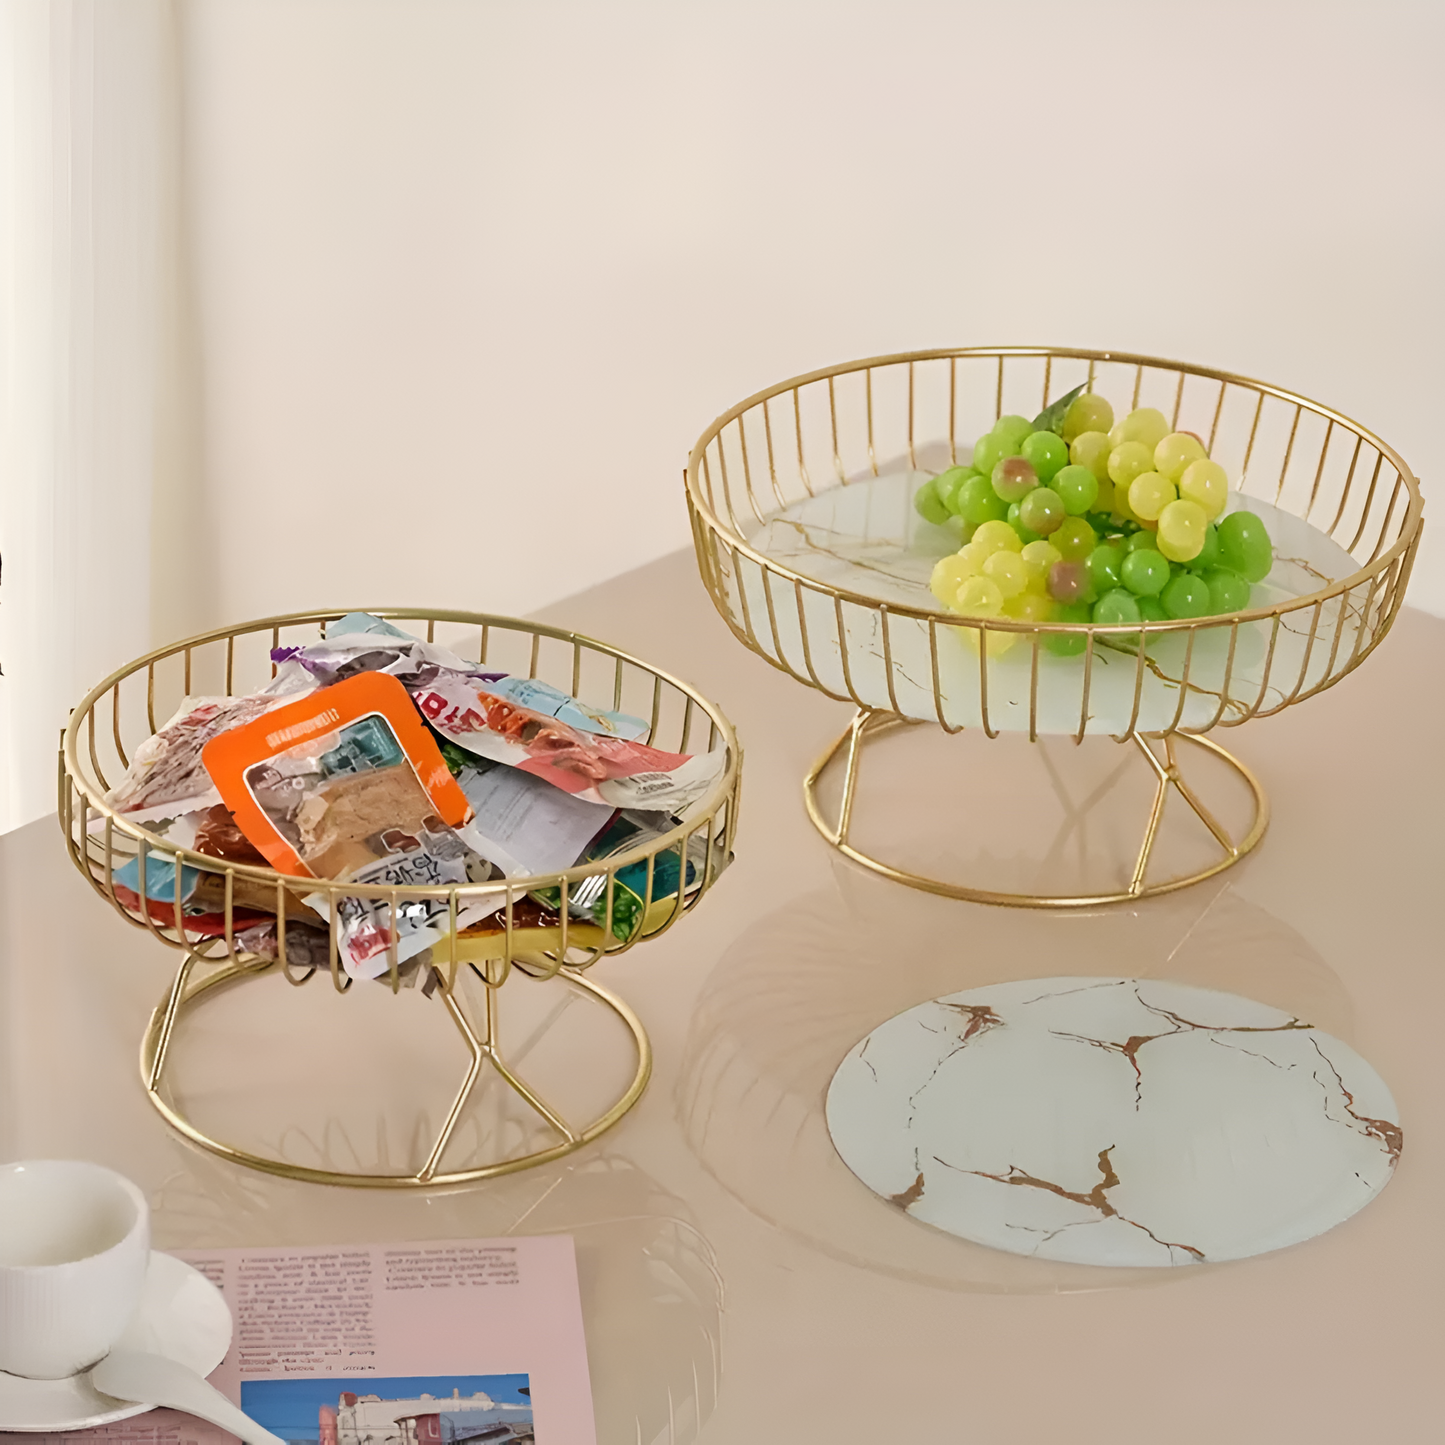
[907,361,917,470]
[1027,633,1041,743]
[183,646,191,694]
[111,682,128,770]
[994,355,1004,419]
[1130,363,1143,410]
[647,674,663,745]
[758,564,790,673]
[1086,357,1097,392]
[327,890,347,994]
[737,414,766,526]
[763,396,786,507]
[827,375,845,485]
[386,887,401,994]
[879,607,902,716]
[146,663,157,733]
[1170,369,1185,429]
[612,654,624,712]
[977,628,997,739]
[793,578,830,693]
[947,358,956,466]
[1241,390,1265,482]
[713,435,742,537]
[570,640,582,700]
[1197,620,1242,732]
[926,620,951,732]
[1365,473,1406,566]
[1304,419,1334,522]
[699,447,717,515]
[1326,434,1363,538]
[527,632,541,680]
[1279,600,1327,708]
[479,623,491,665]
[1042,354,1052,407]
[1164,627,1198,734]
[1208,380,1227,453]
[833,594,865,708]
[270,626,280,677]
[729,542,760,655]
[1346,451,1385,554]
[792,386,814,496]
[1121,631,1149,737]
[1242,614,1284,723]
[87,705,107,793]
[224,636,235,696]
[1075,633,1097,744]
[1274,404,1302,505]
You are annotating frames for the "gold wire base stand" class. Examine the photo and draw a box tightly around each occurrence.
[804,710,1270,910]
[139,953,652,1189]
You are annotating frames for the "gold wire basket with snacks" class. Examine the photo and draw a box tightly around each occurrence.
[61,610,740,1188]
[685,347,1421,907]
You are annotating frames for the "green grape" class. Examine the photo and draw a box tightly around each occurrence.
[1047,560,1092,604]
[956,575,1005,617]
[1120,407,1169,451]
[973,432,1005,477]
[1162,572,1212,619]
[934,466,971,514]
[1070,431,1113,483]
[930,554,977,605]
[1216,511,1273,582]
[1020,430,1069,483]
[1121,548,1170,597]
[1107,441,1155,490]
[1137,596,1169,622]
[914,478,951,526]
[957,473,1010,525]
[1128,471,1177,522]
[1062,393,1114,444]
[1006,502,1042,546]
[1019,486,1065,536]
[1186,522,1221,572]
[1156,498,1208,562]
[1052,516,1096,561]
[1005,591,1054,623]
[1053,463,1100,516]
[992,456,1039,503]
[983,550,1029,599]
[973,519,1022,555]
[1093,588,1143,627]
[1125,530,1158,553]
[1179,458,1228,520]
[994,414,1035,451]
[1154,432,1206,482]
[1088,542,1125,593]
[1043,601,1092,656]
[1204,567,1252,614]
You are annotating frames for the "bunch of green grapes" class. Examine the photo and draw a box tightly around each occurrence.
[915,389,1274,654]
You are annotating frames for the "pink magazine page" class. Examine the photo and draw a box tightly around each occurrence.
[0,1237,595,1445]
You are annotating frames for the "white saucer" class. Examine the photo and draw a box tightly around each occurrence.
[0,1251,233,1431]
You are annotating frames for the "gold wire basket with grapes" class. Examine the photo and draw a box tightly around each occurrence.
[684,347,1422,907]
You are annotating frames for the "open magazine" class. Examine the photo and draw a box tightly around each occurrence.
[8,1237,595,1445]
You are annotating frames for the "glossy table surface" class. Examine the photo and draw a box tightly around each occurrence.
[2,549,1441,1444]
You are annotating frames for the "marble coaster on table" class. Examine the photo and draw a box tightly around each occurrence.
[826,977,1401,1267]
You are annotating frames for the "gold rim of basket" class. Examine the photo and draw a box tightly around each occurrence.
[684,346,1424,634]
[64,607,741,900]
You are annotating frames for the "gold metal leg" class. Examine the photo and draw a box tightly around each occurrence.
[139,956,652,1189]
[803,709,1269,909]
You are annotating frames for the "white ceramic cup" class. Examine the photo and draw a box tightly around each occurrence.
[0,1160,151,1379]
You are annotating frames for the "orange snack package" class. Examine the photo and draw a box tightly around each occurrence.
[201,672,471,880]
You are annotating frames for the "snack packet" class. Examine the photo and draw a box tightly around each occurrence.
[528,810,724,942]
[201,671,500,980]
[412,674,725,813]
[273,614,649,741]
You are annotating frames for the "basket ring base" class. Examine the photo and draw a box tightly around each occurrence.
[803,710,1269,910]
[138,957,651,1189]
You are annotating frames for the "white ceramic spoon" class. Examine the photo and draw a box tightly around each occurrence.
[90,1350,285,1445]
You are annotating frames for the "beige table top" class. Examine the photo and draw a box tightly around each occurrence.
[2,549,1441,1443]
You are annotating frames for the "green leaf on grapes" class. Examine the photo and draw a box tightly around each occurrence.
[1032,382,1088,437]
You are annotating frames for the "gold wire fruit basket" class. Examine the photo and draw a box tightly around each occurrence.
[685,347,1421,907]
[60,609,740,1188]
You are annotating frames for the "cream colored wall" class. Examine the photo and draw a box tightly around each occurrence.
[177,0,1443,636]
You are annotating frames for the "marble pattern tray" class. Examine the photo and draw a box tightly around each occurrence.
[826,976,1401,1267]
